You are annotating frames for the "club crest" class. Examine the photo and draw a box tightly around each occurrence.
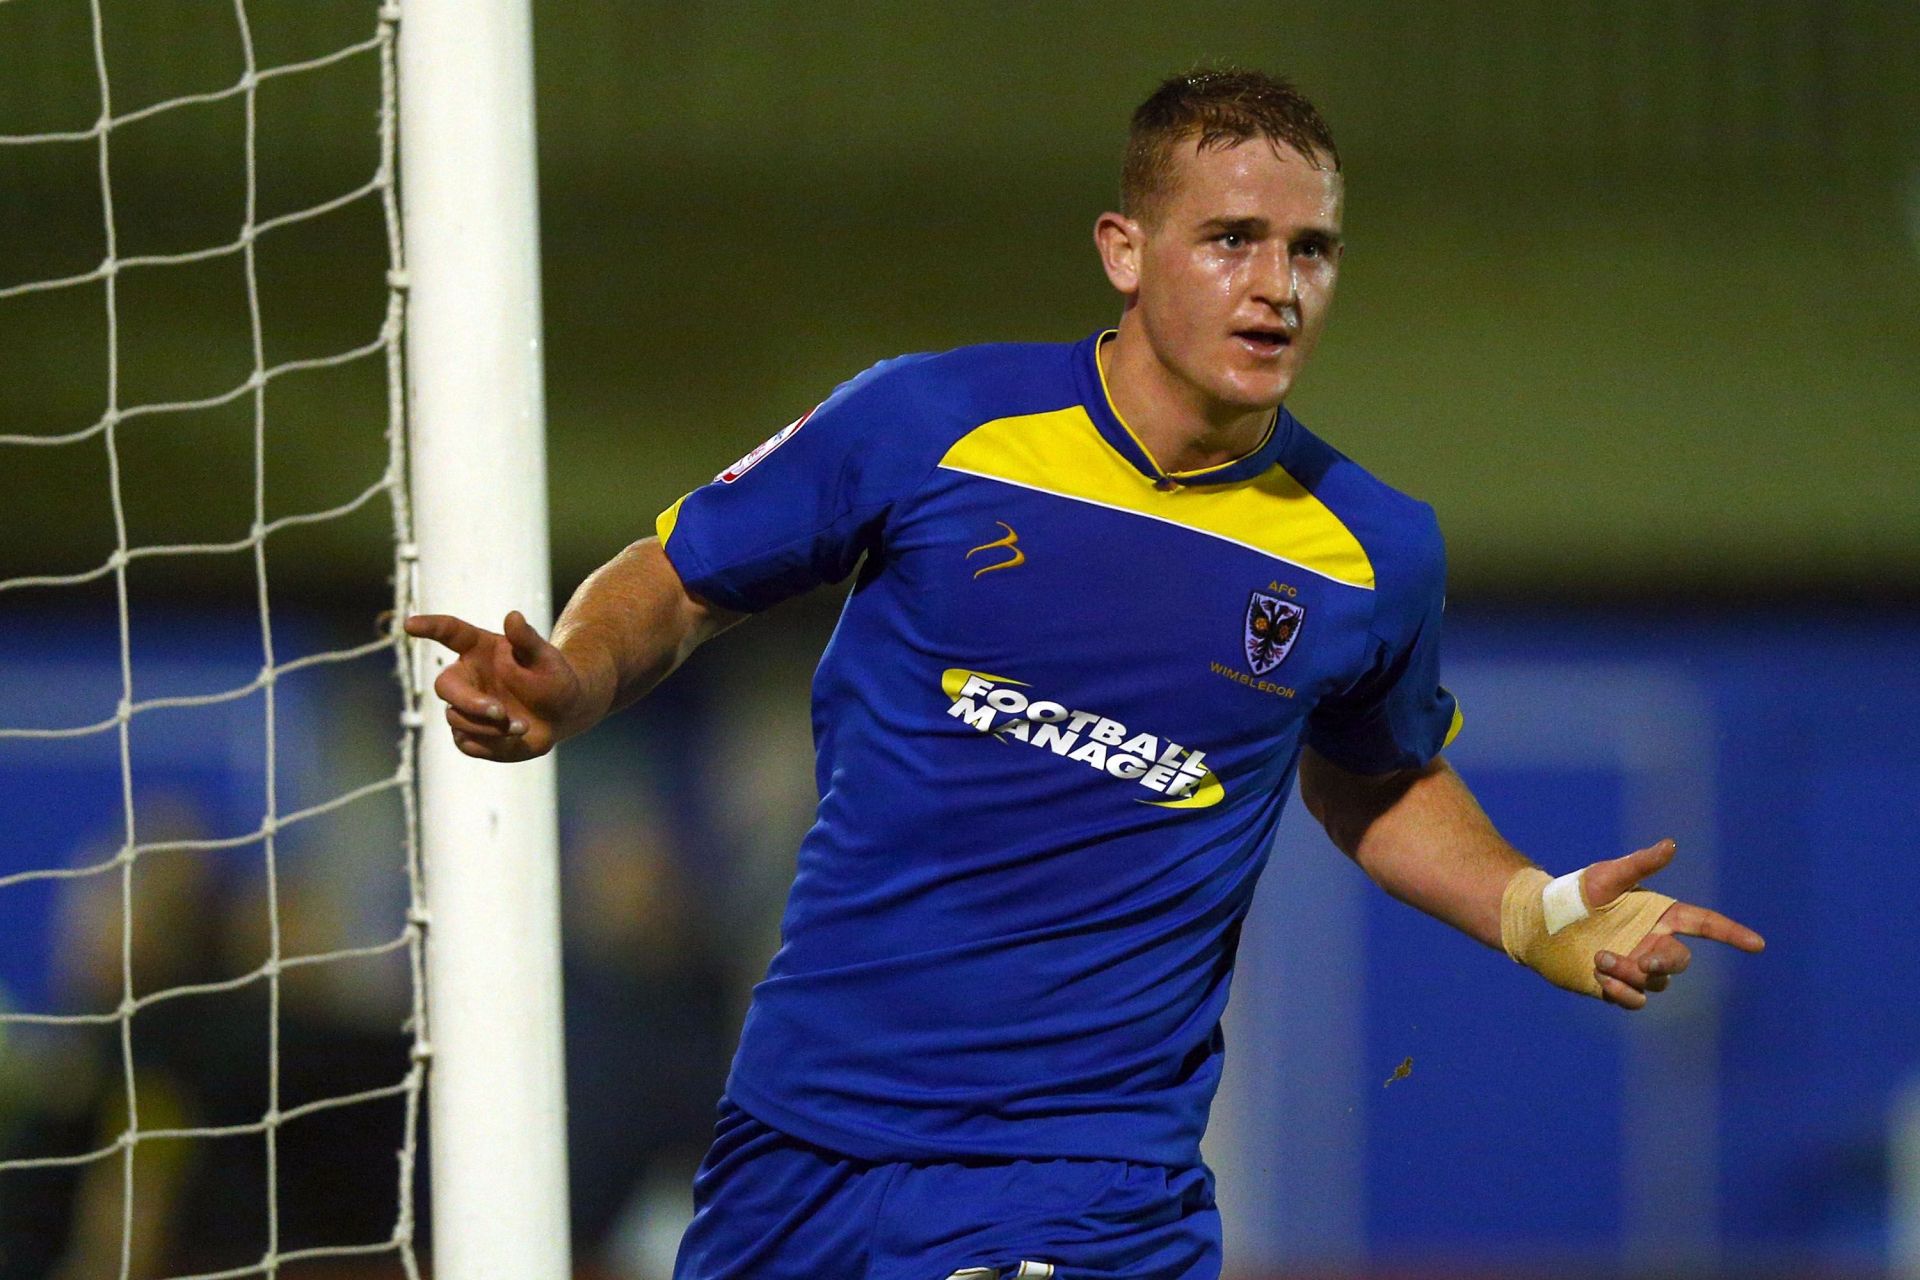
[1244,591,1305,675]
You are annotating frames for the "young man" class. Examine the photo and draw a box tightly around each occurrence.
[407,69,1764,1280]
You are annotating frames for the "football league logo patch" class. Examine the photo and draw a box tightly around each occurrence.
[1244,591,1305,675]
[717,405,816,483]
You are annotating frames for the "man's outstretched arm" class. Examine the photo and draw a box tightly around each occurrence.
[404,537,743,762]
[1298,747,1765,1010]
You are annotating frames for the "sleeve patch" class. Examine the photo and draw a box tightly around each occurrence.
[718,406,817,483]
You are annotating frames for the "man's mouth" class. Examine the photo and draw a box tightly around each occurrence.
[1233,328,1293,357]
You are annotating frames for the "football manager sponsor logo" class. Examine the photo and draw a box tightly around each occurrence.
[940,669,1224,808]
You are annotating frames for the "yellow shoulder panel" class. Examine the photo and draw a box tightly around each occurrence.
[938,408,1375,590]
[655,493,689,545]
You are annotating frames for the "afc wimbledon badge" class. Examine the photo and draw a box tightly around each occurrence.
[1244,591,1305,675]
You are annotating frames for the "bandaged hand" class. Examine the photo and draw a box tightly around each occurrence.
[1500,838,1766,1009]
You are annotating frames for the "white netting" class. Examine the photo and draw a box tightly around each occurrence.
[0,3,426,1278]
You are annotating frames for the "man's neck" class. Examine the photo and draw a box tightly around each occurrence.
[1099,324,1275,476]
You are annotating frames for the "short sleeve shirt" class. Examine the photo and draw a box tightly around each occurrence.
[658,332,1459,1166]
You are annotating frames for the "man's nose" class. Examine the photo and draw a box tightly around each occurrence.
[1250,244,1297,311]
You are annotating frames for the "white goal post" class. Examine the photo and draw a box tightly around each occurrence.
[0,0,568,1274]
[397,2,571,1279]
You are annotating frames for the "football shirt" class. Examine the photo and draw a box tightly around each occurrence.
[657,331,1459,1165]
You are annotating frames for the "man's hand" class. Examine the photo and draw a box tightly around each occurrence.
[1298,748,1767,1010]
[1581,838,1767,1010]
[404,610,593,762]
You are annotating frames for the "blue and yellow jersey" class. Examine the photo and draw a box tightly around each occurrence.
[657,331,1459,1166]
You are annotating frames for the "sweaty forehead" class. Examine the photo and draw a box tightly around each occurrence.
[1160,138,1343,226]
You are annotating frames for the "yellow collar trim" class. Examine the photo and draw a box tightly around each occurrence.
[1093,330,1277,482]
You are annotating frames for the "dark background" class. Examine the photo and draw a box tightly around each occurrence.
[4,1,1917,601]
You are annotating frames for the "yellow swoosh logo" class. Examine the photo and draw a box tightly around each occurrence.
[1142,770,1225,809]
[965,521,1026,578]
[940,668,1028,700]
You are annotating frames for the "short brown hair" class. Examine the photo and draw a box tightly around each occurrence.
[1121,68,1340,225]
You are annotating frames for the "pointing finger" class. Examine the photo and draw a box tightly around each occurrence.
[1658,902,1766,953]
[405,613,489,656]
[1583,838,1677,908]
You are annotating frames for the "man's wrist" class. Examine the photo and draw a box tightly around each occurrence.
[552,634,617,741]
[1501,863,1675,997]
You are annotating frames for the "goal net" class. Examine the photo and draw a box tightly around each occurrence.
[0,4,429,1276]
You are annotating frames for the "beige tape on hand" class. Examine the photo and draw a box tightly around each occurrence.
[1500,865,1676,997]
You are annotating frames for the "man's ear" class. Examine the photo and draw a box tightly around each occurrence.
[1094,212,1144,296]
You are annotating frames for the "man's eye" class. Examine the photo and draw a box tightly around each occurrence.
[1295,241,1323,259]
[1216,232,1245,249]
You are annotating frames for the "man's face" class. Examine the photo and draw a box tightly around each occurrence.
[1120,139,1345,413]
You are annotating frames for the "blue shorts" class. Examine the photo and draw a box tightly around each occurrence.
[672,1098,1221,1280]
